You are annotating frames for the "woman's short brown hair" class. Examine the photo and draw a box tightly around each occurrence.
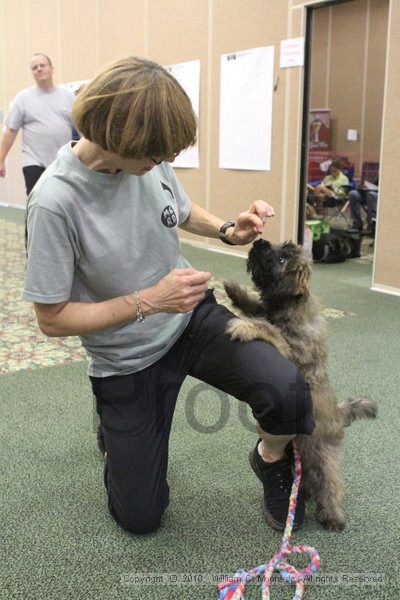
[72,56,197,159]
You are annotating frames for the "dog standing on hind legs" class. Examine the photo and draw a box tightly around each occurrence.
[224,239,377,531]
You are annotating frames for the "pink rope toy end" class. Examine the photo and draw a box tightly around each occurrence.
[218,443,320,600]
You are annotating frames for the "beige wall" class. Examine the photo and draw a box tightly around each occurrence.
[372,0,400,293]
[310,0,388,178]
[0,0,398,292]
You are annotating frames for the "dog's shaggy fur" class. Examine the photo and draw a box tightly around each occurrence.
[224,239,377,531]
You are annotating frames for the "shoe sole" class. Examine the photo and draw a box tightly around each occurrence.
[248,449,301,532]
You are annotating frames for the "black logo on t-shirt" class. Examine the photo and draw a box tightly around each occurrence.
[161,205,177,228]
[161,182,174,198]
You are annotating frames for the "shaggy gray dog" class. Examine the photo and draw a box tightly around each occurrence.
[224,239,377,531]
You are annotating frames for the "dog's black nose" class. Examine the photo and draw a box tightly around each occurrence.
[253,239,270,248]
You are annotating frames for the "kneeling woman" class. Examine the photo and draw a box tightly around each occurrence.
[23,56,315,534]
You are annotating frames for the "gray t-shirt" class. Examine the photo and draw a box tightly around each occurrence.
[23,143,193,377]
[5,86,74,168]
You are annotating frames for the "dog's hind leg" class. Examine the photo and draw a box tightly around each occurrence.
[298,436,345,531]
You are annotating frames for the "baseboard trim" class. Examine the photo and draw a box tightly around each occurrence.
[371,283,400,297]
[181,237,247,259]
[0,202,25,210]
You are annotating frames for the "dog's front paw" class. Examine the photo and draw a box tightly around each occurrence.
[223,281,242,302]
[226,318,257,343]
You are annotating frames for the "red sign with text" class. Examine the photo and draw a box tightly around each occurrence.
[309,109,330,151]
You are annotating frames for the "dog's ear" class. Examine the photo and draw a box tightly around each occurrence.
[276,258,312,297]
[292,261,312,296]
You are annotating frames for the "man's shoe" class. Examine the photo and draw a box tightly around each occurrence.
[365,226,375,238]
[249,440,304,531]
[352,222,363,232]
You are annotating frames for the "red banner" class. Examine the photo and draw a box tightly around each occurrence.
[309,109,330,151]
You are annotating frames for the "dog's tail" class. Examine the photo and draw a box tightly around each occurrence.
[338,397,377,427]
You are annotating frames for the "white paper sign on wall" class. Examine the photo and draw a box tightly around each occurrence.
[219,46,275,171]
[164,60,200,169]
[280,38,305,69]
[347,129,358,141]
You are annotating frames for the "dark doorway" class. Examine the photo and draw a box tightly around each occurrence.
[298,0,389,258]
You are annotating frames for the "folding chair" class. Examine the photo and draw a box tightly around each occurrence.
[322,166,355,226]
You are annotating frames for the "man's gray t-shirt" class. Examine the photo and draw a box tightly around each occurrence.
[5,86,74,168]
[23,143,193,377]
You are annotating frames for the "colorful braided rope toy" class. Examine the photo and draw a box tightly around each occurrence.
[218,443,320,599]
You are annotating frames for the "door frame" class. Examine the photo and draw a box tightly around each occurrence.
[297,0,363,244]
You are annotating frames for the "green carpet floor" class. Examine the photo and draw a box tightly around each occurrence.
[1,207,399,599]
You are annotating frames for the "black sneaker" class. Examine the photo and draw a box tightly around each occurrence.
[249,439,304,531]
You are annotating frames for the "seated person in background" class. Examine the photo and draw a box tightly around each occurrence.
[308,159,349,216]
[348,177,378,236]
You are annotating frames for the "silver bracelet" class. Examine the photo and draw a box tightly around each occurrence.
[134,290,145,323]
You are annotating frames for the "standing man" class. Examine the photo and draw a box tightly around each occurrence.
[0,53,74,196]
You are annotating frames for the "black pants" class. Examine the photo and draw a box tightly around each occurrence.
[90,291,315,534]
[23,166,45,250]
[22,165,45,195]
